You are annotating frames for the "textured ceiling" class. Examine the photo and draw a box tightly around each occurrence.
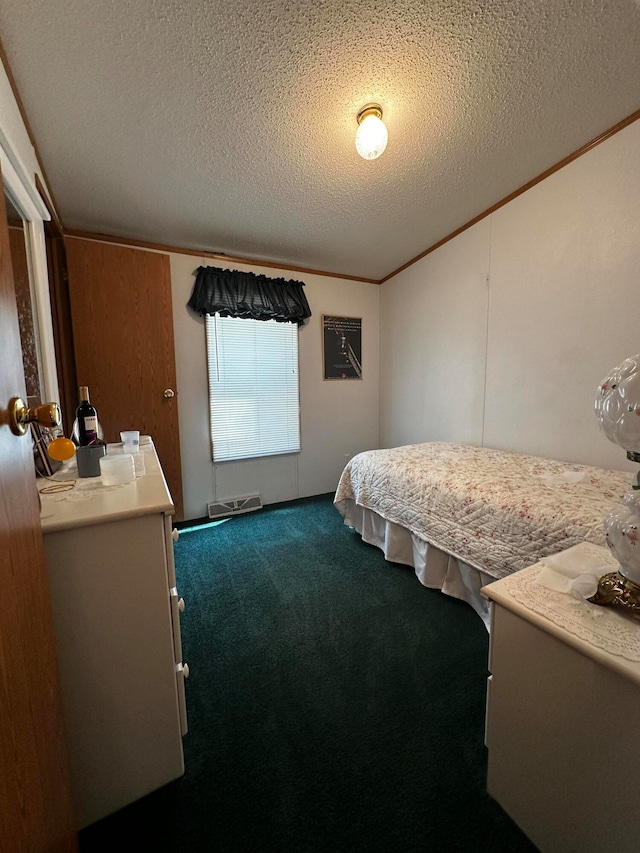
[1,1,639,280]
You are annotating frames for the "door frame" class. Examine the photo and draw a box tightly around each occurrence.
[0,140,59,404]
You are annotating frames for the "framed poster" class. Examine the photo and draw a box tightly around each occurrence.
[322,315,362,380]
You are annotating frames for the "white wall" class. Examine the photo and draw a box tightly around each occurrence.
[171,253,380,519]
[380,219,490,448]
[0,65,42,190]
[381,119,640,473]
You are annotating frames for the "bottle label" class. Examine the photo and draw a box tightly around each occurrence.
[84,415,98,440]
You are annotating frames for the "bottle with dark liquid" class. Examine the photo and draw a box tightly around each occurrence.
[76,386,99,446]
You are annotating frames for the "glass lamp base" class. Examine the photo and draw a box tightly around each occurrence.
[589,571,640,618]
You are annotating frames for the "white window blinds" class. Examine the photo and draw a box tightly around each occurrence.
[206,314,300,462]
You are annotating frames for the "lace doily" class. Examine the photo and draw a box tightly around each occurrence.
[41,476,131,504]
[505,548,640,662]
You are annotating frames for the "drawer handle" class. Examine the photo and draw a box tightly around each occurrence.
[182,662,190,679]
[178,597,185,613]
[172,528,179,542]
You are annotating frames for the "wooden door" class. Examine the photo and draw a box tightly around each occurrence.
[65,237,184,518]
[0,182,77,848]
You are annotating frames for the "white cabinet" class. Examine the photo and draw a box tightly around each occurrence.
[41,441,188,829]
[483,550,640,852]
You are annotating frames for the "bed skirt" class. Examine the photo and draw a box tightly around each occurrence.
[338,498,494,628]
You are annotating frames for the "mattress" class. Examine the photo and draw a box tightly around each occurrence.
[334,442,631,581]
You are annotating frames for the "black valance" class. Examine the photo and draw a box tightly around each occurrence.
[188,266,312,326]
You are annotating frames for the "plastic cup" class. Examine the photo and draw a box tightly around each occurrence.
[120,430,140,454]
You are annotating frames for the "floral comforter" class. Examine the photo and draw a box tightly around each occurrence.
[334,442,631,580]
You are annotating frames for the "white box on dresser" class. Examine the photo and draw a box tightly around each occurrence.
[482,543,640,853]
[40,439,188,829]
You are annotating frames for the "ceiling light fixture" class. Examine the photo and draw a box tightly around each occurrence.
[355,103,388,161]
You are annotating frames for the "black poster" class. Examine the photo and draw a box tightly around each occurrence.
[322,315,362,380]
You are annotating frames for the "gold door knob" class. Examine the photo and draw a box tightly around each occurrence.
[9,397,61,436]
[163,389,175,399]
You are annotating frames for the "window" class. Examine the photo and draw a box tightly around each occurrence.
[206,314,300,462]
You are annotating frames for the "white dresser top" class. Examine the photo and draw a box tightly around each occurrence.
[483,542,640,685]
[40,439,174,533]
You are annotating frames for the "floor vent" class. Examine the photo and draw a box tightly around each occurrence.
[207,495,263,519]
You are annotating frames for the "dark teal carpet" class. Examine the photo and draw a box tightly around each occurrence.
[79,494,534,852]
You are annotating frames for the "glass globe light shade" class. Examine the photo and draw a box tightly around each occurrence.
[355,113,388,161]
[595,353,640,453]
[47,436,76,461]
[595,353,640,589]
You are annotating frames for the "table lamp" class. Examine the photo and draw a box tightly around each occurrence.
[591,353,640,615]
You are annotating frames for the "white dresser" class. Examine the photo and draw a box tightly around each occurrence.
[482,543,640,853]
[40,440,188,829]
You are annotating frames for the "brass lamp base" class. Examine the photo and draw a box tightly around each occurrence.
[589,571,640,617]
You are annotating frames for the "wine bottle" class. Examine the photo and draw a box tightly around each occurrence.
[76,386,99,446]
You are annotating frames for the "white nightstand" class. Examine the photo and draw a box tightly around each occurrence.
[40,441,188,828]
[482,542,640,853]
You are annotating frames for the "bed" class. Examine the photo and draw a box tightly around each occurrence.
[334,442,631,625]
